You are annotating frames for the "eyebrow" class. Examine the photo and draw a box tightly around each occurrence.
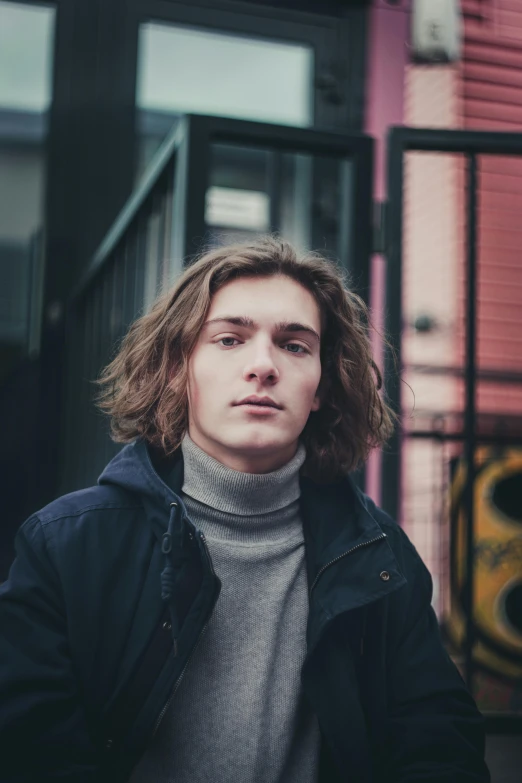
[204,316,320,343]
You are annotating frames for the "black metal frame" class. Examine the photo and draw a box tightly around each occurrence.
[179,115,374,287]
[383,126,522,711]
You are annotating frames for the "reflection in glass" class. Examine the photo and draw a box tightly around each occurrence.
[0,2,55,380]
[205,143,353,265]
[0,1,54,111]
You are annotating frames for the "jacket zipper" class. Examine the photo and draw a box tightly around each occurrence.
[308,533,387,598]
[152,532,217,737]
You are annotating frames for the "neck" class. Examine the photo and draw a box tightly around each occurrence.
[187,431,298,474]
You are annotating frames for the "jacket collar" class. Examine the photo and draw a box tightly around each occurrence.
[299,473,406,652]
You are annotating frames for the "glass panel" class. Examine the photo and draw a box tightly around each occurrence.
[0,1,55,380]
[0,1,54,111]
[204,143,352,264]
[135,21,313,176]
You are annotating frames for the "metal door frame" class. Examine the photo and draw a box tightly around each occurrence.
[383,126,522,724]
[173,114,374,296]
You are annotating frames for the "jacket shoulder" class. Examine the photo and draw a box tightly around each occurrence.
[35,483,142,526]
[15,485,147,584]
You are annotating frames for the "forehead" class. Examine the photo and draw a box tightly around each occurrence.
[207,275,321,328]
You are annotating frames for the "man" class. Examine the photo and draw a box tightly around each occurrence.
[0,237,489,782]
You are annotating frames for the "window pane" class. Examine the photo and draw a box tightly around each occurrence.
[137,22,312,125]
[0,1,54,111]
[135,22,313,176]
[0,1,55,375]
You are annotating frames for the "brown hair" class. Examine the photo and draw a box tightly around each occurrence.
[97,236,395,480]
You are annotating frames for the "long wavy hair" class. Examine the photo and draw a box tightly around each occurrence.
[97,236,395,480]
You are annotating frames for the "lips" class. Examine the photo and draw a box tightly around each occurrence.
[235,401,281,415]
[235,396,282,409]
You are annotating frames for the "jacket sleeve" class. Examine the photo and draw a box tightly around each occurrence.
[384,536,490,783]
[0,515,100,783]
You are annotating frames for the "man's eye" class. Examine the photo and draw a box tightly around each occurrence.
[216,338,307,352]
[219,337,239,347]
[284,343,307,354]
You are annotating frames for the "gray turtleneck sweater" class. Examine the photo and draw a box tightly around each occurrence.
[130,435,321,783]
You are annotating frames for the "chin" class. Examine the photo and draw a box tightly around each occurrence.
[229,432,292,454]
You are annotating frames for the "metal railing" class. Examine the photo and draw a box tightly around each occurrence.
[60,122,187,491]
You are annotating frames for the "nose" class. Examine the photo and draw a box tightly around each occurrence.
[242,341,279,384]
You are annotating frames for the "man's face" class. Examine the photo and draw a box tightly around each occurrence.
[186,274,322,473]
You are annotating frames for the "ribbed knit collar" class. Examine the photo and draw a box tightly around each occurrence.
[181,434,306,517]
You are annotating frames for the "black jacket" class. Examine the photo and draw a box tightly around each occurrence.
[0,440,490,783]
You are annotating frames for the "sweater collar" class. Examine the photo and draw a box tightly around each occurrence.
[180,434,306,516]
